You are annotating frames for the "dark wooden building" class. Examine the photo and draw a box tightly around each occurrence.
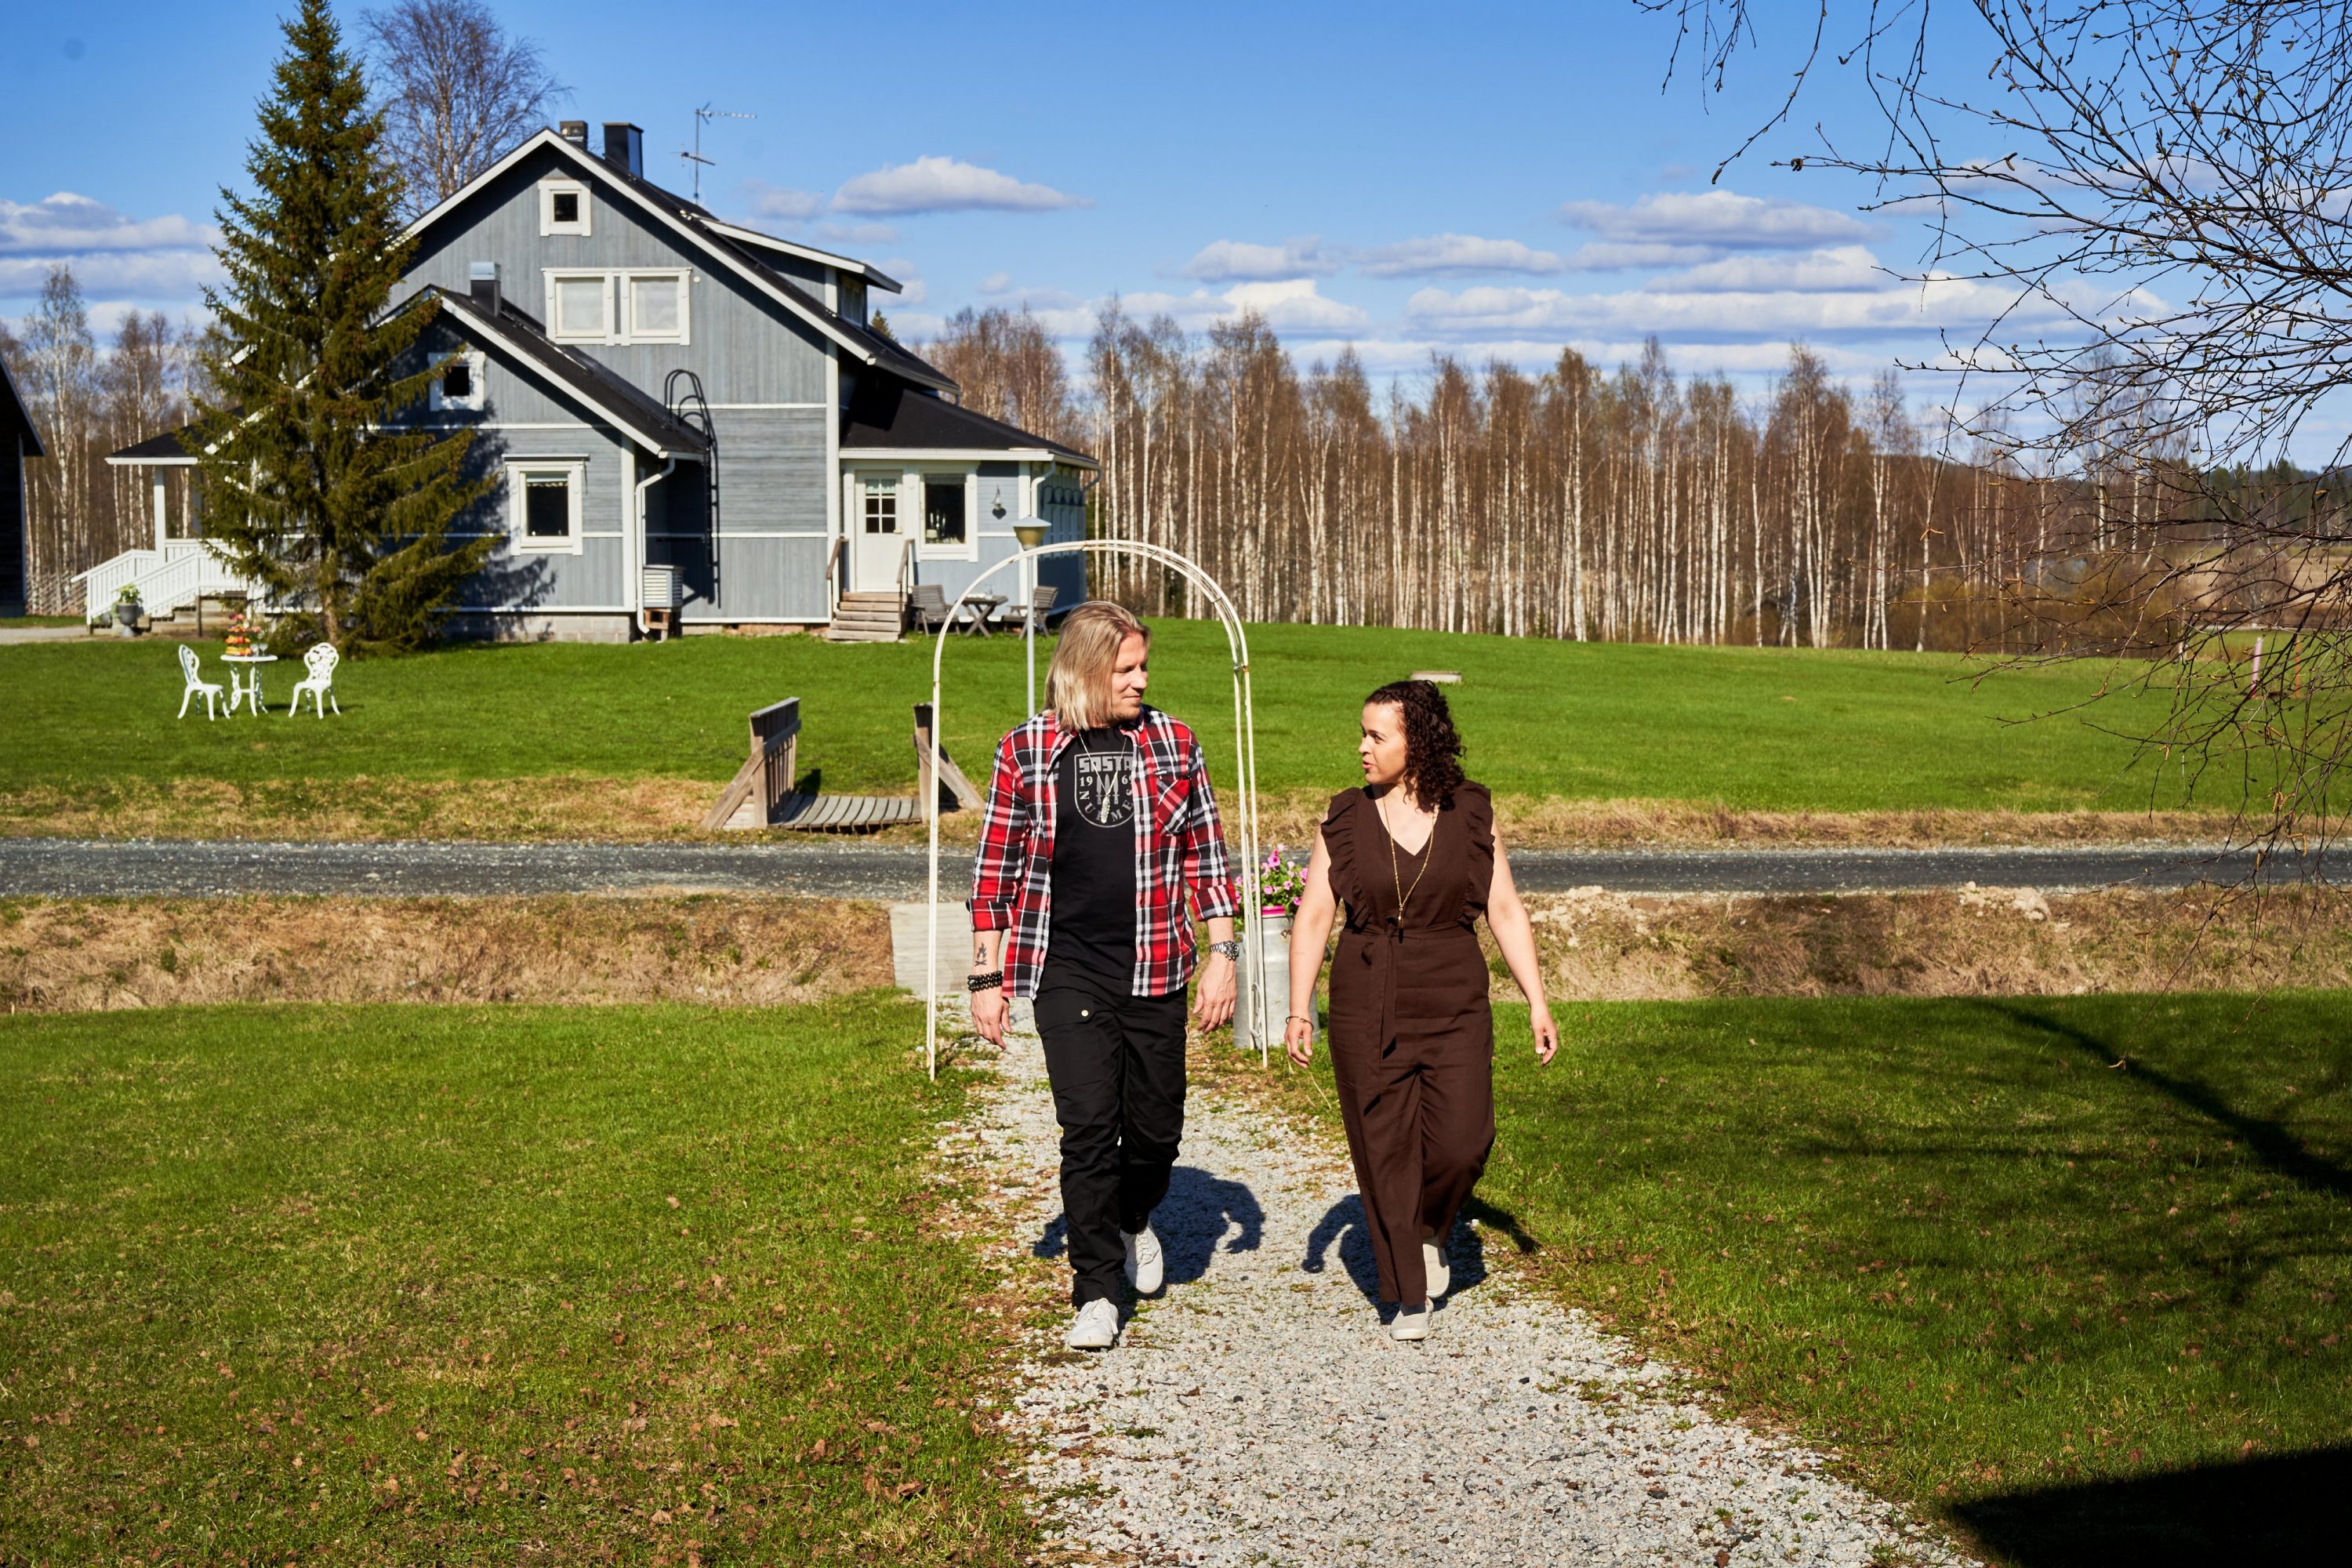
[0,356,40,615]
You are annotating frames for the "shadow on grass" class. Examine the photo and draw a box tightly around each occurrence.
[1953,1443,2352,1567]
[1994,1000,2352,1198]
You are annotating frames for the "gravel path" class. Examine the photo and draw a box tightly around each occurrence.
[0,835,2321,900]
[939,1007,1978,1568]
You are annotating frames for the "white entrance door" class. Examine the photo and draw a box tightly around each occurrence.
[852,477,902,593]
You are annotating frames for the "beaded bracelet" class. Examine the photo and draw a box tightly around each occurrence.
[966,971,1005,993]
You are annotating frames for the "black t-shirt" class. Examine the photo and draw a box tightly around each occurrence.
[1046,726,1138,983]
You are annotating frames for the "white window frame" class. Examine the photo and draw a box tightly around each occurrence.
[546,272,613,343]
[860,474,900,538]
[542,269,691,346]
[507,459,586,555]
[539,178,591,237]
[620,269,691,345]
[427,350,485,412]
[914,466,979,562]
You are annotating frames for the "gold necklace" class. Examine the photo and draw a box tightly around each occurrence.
[1380,790,1434,931]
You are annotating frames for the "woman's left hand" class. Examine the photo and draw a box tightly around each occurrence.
[1530,1004,1559,1065]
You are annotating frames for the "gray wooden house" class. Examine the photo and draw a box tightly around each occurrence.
[0,354,40,615]
[102,119,1093,639]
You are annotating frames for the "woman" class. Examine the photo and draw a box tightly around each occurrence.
[1283,680,1557,1341]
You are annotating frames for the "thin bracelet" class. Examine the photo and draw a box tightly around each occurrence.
[1286,1013,1315,1025]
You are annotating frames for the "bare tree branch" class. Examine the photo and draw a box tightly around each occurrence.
[361,0,564,220]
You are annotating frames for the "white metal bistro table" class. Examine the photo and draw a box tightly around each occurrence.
[220,652,279,717]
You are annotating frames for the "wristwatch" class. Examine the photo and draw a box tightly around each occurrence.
[1208,939,1241,960]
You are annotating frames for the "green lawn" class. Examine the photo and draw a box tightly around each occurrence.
[0,999,1035,1565]
[1390,992,2350,1564]
[0,622,2252,815]
[0,615,82,628]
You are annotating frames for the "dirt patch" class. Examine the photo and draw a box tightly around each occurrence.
[0,895,891,1014]
[0,777,2227,850]
[1515,884,2352,1000]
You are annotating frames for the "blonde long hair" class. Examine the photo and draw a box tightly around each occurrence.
[1047,601,1149,731]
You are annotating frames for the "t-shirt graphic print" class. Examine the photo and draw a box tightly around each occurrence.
[1048,731,1141,983]
[1072,746,1136,829]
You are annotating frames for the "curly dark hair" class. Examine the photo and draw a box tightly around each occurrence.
[1363,680,1467,808]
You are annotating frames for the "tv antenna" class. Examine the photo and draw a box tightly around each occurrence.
[677,103,754,204]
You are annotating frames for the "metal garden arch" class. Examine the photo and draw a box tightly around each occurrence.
[923,539,1268,1079]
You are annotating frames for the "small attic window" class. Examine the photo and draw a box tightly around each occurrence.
[539,179,590,237]
[428,351,485,412]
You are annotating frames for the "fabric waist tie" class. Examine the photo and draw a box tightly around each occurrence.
[1347,920,1478,1050]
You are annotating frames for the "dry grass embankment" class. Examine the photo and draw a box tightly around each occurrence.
[0,776,2226,849]
[0,895,891,1014]
[1519,884,2352,1000]
[8,886,2350,1015]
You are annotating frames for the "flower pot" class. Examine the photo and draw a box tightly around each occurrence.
[1232,910,1294,1054]
[113,601,143,637]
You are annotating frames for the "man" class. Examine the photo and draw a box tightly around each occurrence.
[968,601,1239,1349]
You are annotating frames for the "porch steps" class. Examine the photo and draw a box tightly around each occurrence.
[824,590,906,643]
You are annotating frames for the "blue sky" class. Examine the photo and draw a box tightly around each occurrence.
[3,0,2038,408]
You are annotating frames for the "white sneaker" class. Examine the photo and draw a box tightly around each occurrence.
[1389,1305,1431,1341]
[1067,1298,1120,1350]
[1123,1225,1164,1295]
[1423,1232,1450,1299]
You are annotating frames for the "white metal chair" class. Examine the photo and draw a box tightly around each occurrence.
[176,644,223,720]
[288,642,341,717]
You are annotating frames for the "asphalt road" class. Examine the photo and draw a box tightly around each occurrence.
[0,837,2336,900]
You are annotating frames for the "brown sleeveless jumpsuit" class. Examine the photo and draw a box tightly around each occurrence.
[1319,779,1497,1307]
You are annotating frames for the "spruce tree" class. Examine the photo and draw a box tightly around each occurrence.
[190,0,491,652]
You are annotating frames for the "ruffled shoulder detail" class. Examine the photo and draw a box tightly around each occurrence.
[1454,780,1496,916]
[1319,787,1369,917]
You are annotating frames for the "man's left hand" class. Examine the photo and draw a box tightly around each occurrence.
[1193,952,1236,1030]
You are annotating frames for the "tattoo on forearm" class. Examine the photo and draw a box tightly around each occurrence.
[974,940,988,962]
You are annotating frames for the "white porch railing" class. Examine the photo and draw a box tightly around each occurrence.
[73,541,267,625]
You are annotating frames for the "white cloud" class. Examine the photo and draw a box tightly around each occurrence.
[1653,245,1887,293]
[815,220,900,245]
[1180,237,1338,281]
[832,157,1088,216]
[977,271,1014,296]
[0,192,221,304]
[1563,241,1727,270]
[1557,191,1871,250]
[880,259,927,306]
[1354,234,1564,278]
[0,192,216,256]
[1403,272,2073,339]
[737,180,822,223]
[1222,278,1368,332]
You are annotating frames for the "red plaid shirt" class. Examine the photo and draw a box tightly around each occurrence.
[969,706,1238,1000]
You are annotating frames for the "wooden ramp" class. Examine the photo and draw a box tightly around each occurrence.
[702,698,977,833]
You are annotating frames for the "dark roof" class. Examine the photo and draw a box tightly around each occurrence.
[424,287,711,457]
[110,427,194,462]
[108,289,714,465]
[597,162,955,391]
[546,151,956,395]
[841,375,1095,466]
[0,356,41,454]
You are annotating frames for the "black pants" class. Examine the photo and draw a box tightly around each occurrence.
[1033,959,1189,1307]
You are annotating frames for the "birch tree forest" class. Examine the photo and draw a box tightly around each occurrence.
[927,303,2210,654]
[1,266,204,615]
